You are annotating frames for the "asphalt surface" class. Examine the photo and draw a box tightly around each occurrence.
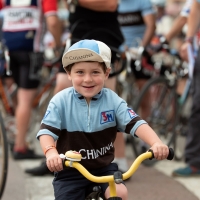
[2,142,200,200]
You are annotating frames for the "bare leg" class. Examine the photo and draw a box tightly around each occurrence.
[14,88,37,150]
[54,73,72,94]
[105,183,128,200]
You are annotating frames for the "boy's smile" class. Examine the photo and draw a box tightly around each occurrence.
[67,61,110,104]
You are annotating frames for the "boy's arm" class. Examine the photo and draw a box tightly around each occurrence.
[135,124,169,160]
[39,135,63,172]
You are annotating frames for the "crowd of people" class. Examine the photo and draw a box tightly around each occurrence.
[1,0,200,198]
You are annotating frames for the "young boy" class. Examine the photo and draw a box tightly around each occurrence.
[37,39,169,200]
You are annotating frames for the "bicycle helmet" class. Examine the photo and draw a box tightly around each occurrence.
[151,0,166,7]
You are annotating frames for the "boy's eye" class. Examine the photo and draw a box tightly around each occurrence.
[76,71,83,74]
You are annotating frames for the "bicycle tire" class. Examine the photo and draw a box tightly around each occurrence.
[0,88,15,146]
[131,76,178,160]
[0,112,8,199]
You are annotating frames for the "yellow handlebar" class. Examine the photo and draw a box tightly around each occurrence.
[123,152,152,180]
[64,151,153,198]
[64,151,152,181]
[62,148,174,198]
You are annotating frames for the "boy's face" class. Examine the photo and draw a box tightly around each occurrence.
[67,62,110,103]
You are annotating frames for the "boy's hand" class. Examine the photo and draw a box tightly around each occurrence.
[150,142,169,160]
[46,153,63,172]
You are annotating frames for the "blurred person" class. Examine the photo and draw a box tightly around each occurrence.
[115,0,156,167]
[151,0,173,36]
[172,0,200,177]
[0,0,62,159]
[164,0,193,44]
[25,0,126,176]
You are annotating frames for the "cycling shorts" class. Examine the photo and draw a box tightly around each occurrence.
[8,51,43,89]
[53,163,125,200]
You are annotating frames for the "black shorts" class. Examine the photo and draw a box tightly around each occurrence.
[8,51,43,89]
[53,163,124,200]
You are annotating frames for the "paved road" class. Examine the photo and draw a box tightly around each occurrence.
[2,145,200,200]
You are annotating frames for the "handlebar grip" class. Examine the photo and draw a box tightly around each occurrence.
[148,147,174,160]
[167,147,174,160]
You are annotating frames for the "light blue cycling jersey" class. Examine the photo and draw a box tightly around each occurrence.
[180,0,193,17]
[37,87,146,169]
[118,0,155,49]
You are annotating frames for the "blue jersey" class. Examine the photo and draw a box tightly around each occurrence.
[37,87,146,169]
[180,0,193,17]
[118,0,155,49]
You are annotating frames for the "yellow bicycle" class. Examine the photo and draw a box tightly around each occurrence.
[60,148,174,200]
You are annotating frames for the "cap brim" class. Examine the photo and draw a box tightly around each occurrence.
[62,49,106,70]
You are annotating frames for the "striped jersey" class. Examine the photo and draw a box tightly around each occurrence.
[37,87,147,169]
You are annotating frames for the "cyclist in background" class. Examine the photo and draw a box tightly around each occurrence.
[0,0,62,159]
[164,0,194,44]
[114,0,156,170]
[172,0,200,177]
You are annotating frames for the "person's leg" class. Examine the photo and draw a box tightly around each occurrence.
[54,72,72,94]
[172,50,200,176]
[104,183,128,200]
[184,54,200,169]
[14,88,37,150]
[53,169,89,200]
[11,51,44,159]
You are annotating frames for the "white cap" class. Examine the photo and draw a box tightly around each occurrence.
[62,39,111,70]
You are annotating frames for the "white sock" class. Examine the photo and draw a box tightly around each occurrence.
[113,157,128,172]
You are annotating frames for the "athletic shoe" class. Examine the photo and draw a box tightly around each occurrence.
[25,161,53,176]
[172,166,200,177]
[12,149,44,160]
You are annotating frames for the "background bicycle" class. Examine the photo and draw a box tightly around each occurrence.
[117,40,175,160]
[132,46,190,162]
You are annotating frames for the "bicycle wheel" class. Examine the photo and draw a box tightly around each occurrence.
[0,112,8,199]
[131,76,178,159]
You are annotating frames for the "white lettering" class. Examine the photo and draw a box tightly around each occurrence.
[68,53,94,61]
[79,142,114,160]
[87,150,94,159]
[79,149,86,159]
[118,14,141,25]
